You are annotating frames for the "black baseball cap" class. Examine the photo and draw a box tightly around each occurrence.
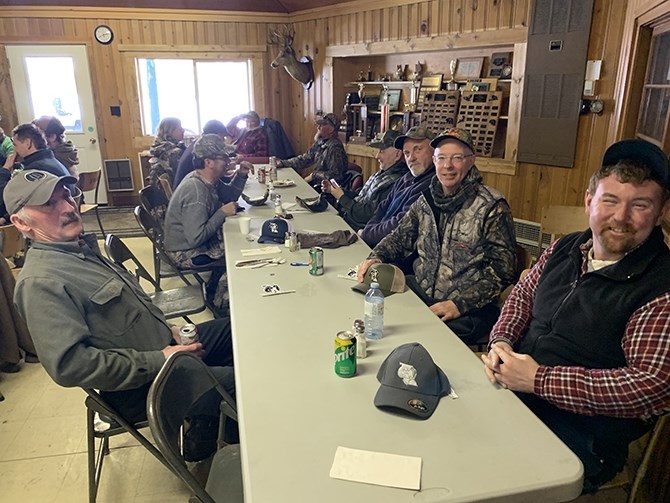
[602,139,670,188]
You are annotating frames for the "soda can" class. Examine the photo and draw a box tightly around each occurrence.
[258,166,266,184]
[179,324,199,345]
[334,331,357,377]
[309,247,324,276]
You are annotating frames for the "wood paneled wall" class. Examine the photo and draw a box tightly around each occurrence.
[0,0,631,220]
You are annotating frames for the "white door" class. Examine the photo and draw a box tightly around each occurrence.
[6,44,107,203]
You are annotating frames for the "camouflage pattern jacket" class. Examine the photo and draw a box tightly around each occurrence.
[148,136,185,187]
[371,167,516,314]
[281,136,347,183]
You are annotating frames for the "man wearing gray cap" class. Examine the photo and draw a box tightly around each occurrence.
[358,126,436,247]
[165,134,252,312]
[6,170,235,457]
[321,130,408,230]
[277,112,348,187]
[358,127,516,343]
[482,139,670,493]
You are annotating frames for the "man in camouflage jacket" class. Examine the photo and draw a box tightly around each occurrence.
[357,128,516,343]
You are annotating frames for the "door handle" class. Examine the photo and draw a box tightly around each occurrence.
[89,138,97,144]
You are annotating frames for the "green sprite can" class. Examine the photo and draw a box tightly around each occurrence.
[334,331,357,377]
[309,246,324,276]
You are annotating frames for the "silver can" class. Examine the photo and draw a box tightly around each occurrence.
[179,324,199,345]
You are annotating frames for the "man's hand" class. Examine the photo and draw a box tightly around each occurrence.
[221,202,238,216]
[162,342,205,360]
[321,179,344,201]
[276,159,283,168]
[357,229,364,237]
[3,152,16,169]
[481,343,539,393]
[356,258,381,282]
[170,325,181,344]
[237,160,254,176]
[429,300,461,321]
[304,173,313,183]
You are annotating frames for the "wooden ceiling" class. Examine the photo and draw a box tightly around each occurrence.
[5,0,349,13]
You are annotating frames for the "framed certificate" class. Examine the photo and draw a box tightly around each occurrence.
[454,57,484,81]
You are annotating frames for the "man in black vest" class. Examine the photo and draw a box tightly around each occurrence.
[482,139,670,493]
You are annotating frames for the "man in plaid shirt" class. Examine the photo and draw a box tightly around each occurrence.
[482,139,670,493]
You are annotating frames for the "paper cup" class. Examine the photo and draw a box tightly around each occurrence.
[238,217,251,235]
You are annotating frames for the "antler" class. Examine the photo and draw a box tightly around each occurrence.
[267,28,282,46]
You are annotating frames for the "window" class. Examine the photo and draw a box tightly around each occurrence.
[24,56,83,132]
[636,24,670,149]
[136,58,252,136]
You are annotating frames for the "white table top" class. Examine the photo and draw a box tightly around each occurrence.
[223,167,583,502]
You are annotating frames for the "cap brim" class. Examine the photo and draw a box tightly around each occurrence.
[374,385,439,419]
[257,236,284,244]
[393,136,408,149]
[351,282,396,297]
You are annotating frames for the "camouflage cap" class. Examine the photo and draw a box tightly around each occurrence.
[315,113,341,130]
[393,126,436,149]
[369,130,403,150]
[430,127,475,153]
[192,134,231,160]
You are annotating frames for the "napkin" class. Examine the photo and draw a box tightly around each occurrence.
[240,246,283,257]
[329,446,421,490]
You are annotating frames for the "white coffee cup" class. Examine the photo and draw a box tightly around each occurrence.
[238,217,251,235]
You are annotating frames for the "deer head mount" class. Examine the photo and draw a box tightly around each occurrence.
[268,25,314,90]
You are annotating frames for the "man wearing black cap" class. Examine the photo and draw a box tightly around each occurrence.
[358,126,437,247]
[6,170,235,459]
[277,112,348,187]
[321,130,408,230]
[482,139,670,493]
[173,119,232,188]
[358,127,516,343]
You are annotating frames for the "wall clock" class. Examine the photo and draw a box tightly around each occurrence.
[94,25,114,45]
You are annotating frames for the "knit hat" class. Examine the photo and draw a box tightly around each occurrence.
[430,127,476,152]
[315,113,341,130]
[374,342,451,419]
[203,120,229,136]
[192,134,231,160]
[4,170,77,214]
[352,263,405,297]
[393,126,436,149]
[369,130,403,150]
[258,218,292,244]
[602,139,670,188]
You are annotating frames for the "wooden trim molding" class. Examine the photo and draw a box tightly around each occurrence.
[118,44,266,53]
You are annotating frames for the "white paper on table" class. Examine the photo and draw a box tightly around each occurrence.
[240,246,282,257]
[329,446,421,490]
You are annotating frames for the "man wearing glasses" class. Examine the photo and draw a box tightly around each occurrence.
[357,128,516,343]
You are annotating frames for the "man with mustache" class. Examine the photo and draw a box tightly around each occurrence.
[481,139,670,493]
[6,170,235,461]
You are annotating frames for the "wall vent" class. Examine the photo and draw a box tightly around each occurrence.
[103,159,134,192]
[514,218,552,260]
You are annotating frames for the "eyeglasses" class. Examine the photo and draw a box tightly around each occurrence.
[433,154,474,166]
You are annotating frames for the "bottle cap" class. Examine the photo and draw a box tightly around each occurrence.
[370,282,380,289]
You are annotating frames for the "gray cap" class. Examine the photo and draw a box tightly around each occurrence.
[193,134,231,160]
[4,170,77,215]
[393,126,436,149]
[369,130,403,150]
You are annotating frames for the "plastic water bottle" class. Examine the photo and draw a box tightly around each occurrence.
[364,282,384,340]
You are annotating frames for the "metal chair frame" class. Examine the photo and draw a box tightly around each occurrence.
[77,169,105,238]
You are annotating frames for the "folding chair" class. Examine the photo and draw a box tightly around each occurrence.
[77,169,105,238]
[158,173,173,200]
[537,205,589,259]
[104,233,208,322]
[0,224,26,260]
[147,352,243,503]
[133,205,222,317]
[138,185,174,287]
[84,388,173,503]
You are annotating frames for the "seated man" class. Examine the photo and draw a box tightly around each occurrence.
[165,134,252,310]
[482,139,670,493]
[226,111,269,158]
[359,126,436,248]
[321,130,408,231]
[32,115,80,179]
[358,128,516,343]
[277,113,347,188]
[6,170,235,459]
[11,123,70,178]
[173,119,232,189]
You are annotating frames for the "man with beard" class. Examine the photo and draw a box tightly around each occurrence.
[357,128,516,342]
[226,111,269,158]
[358,126,437,248]
[277,113,347,188]
[6,170,235,461]
[481,139,670,494]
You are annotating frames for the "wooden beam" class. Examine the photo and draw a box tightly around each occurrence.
[118,44,266,53]
[326,27,528,57]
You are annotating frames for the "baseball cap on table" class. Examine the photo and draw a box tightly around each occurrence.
[369,130,403,150]
[258,218,292,244]
[602,139,670,188]
[315,113,341,130]
[374,342,451,419]
[193,134,232,160]
[430,127,476,152]
[393,126,436,149]
[295,194,329,213]
[4,170,77,215]
[352,263,405,297]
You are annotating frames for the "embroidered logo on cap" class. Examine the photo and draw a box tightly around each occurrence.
[269,221,279,234]
[407,399,428,413]
[370,268,379,283]
[25,171,47,182]
[397,362,418,386]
